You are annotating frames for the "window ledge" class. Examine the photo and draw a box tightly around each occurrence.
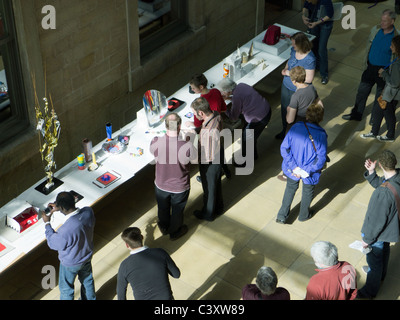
[129,26,207,92]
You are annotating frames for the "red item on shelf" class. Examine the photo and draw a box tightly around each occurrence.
[13,207,39,233]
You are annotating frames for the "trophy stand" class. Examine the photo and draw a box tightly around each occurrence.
[34,177,64,196]
[33,81,63,195]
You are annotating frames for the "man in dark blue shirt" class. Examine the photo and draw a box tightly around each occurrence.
[343,9,398,122]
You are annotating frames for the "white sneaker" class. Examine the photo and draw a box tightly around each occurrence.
[377,135,394,142]
[360,132,376,139]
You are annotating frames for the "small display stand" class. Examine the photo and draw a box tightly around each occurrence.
[34,177,64,196]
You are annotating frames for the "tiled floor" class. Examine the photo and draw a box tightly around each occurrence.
[2,1,400,300]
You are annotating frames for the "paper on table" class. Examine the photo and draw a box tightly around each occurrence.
[349,240,372,254]
[292,167,309,178]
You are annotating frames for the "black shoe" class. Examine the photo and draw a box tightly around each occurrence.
[321,77,328,85]
[170,224,188,240]
[196,175,202,183]
[276,218,286,224]
[342,113,361,121]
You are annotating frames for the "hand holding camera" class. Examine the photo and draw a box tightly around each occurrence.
[41,203,56,223]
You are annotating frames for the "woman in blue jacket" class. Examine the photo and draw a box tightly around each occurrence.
[276,100,327,224]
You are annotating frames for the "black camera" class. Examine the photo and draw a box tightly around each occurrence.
[44,206,52,216]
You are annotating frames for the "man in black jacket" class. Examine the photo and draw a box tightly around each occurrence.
[358,150,400,299]
[116,227,181,300]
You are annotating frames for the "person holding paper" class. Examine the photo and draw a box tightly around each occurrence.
[357,150,400,299]
[276,101,327,224]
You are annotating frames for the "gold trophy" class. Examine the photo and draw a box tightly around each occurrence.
[33,79,63,195]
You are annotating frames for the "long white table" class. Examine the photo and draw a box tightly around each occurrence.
[0,24,313,273]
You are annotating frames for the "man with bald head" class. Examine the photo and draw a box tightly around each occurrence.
[150,112,197,240]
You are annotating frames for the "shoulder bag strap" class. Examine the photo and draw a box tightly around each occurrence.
[304,122,317,152]
[382,181,400,220]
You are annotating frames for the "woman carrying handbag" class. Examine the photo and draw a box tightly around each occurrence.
[360,35,400,143]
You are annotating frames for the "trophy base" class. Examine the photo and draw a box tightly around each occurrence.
[34,177,64,196]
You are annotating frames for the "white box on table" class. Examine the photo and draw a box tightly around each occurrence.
[254,37,291,56]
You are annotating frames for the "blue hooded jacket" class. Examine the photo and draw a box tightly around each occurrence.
[281,121,327,185]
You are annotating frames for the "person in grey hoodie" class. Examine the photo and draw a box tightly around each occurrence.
[358,150,400,299]
[361,35,400,142]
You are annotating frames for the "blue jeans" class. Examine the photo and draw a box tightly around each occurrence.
[59,260,96,300]
[308,22,333,78]
[359,241,390,298]
[371,100,398,139]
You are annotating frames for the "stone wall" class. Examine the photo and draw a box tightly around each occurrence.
[0,0,263,207]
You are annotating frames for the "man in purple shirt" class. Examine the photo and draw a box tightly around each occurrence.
[150,113,197,240]
[218,79,271,170]
[42,191,96,300]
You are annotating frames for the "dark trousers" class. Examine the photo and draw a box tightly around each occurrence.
[308,22,333,78]
[371,100,398,139]
[241,111,271,160]
[155,186,190,235]
[277,177,315,222]
[199,162,223,220]
[351,63,385,119]
[359,241,390,298]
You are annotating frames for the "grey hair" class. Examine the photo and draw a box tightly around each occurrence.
[382,9,396,21]
[217,78,237,93]
[255,266,278,296]
[310,241,339,267]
